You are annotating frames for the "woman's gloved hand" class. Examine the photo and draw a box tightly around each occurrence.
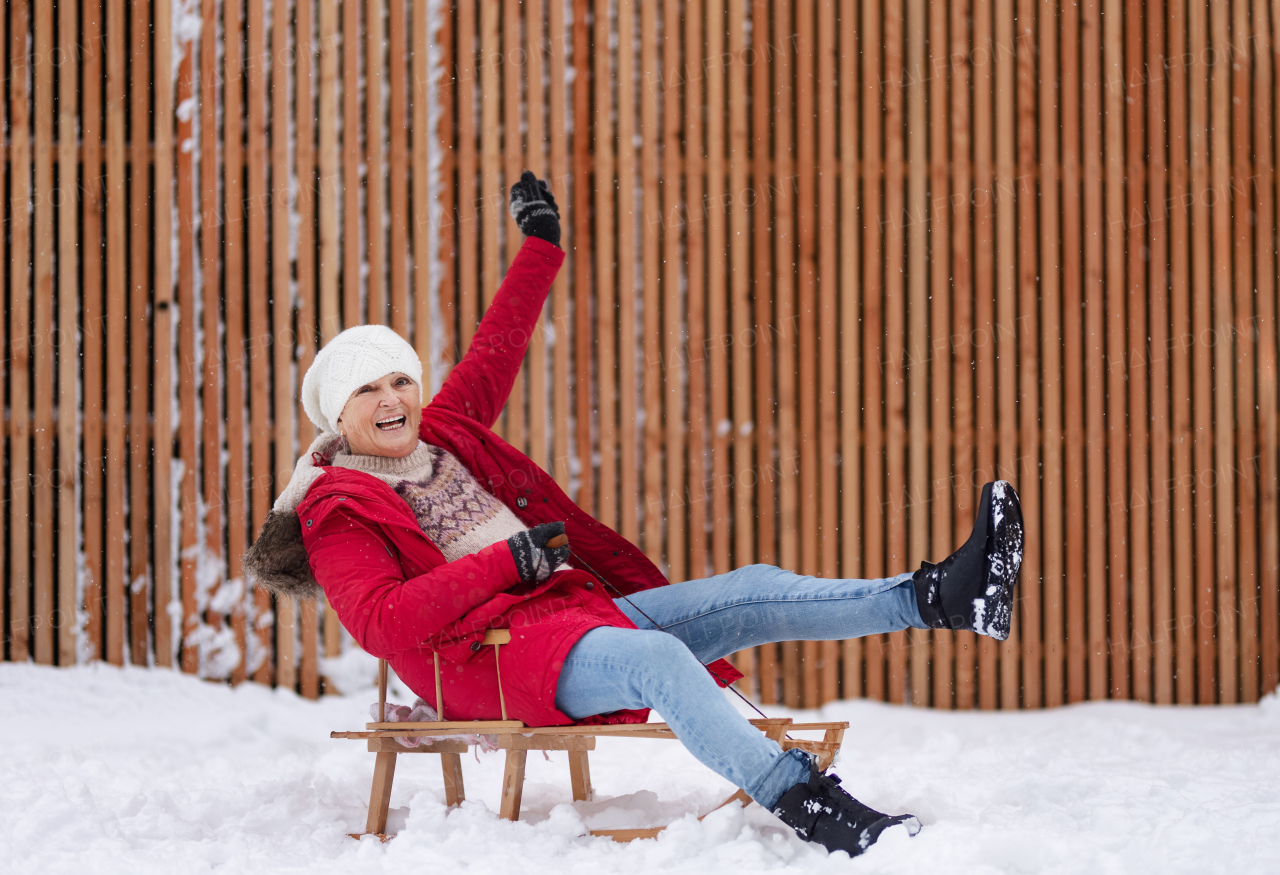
[506,521,571,583]
[508,170,561,247]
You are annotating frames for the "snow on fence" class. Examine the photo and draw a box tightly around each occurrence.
[1,0,1278,709]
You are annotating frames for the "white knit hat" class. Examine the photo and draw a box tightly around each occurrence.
[301,325,423,434]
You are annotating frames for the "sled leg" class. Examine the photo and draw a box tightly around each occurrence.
[441,752,465,807]
[499,749,527,821]
[568,750,592,801]
[364,751,398,835]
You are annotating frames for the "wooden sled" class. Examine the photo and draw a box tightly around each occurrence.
[332,630,849,842]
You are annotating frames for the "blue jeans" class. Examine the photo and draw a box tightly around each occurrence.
[553,564,927,809]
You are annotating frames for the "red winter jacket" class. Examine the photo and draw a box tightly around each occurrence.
[294,237,740,726]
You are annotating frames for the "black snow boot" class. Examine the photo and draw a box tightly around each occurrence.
[913,479,1023,640]
[771,759,921,857]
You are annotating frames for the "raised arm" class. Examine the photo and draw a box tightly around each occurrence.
[427,236,564,429]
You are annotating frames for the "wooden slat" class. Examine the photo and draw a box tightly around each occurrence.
[415,0,443,372]
[766,0,792,707]
[317,0,342,663]
[1016,0,1041,710]
[796,0,820,709]
[105,0,126,667]
[246,0,273,685]
[1230,0,1257,703]
[1147,0,1172,705]
[81,0,104,664]
[479,0,500,358]
[1124,0,1149,704]
[704,0,742,687]
[839,0,864,702]
[0,0,7,663]
[594,0,617,528]
[366,0,386,324]
[318,0,340,342]
[33,0,56,666]
[1039,0,1063,709]
[905,0,929,709]
[57,0,81,666]
[154,0,176,667]
[224,0,250,683]
[995,0,1018,708]
[1188,0,1214,703]
[949,0,975,710]
[1103,0,1127,702]
[199,0,226,670]
[1082,0,1107,702]
[296,0,319,696]
[129,0,153,667]
[662,0,685,584]
[861,0,887,702]
[342,0,361,328]
[570,0,592,511]
[972,0,998,709]
[526,0,548,472]
[458,0,479,349]
[502,0,524,452]
[685,0,708,580]
[1209,0,1236,704]
[548,0,570,489]
[641,0,662,561]
[389,0,409,338]
[754,0,781,595]
[176,7,199,674]
[929,0,954,710]
[271,0,296,690]
[817,0,840,705]
[883,0,908,705]
[614,0,637,537]
[1167,0,1194,705]
[1061,0,1087,704]
[1255,0,1280,698]
[7,0,31,663]
[727,0,760,696]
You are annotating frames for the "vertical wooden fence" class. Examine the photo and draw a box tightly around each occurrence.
[2,0,1278,709]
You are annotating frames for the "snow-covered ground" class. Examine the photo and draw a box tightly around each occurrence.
[2,659,1278,875]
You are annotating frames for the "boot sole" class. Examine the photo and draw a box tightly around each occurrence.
[972,480,1024,640]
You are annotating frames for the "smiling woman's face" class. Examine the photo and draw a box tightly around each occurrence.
[336,372,422,457]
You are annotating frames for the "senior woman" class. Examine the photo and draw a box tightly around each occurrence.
[246,172,1024,857]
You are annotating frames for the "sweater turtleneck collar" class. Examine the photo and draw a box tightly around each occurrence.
[331,440,436,479]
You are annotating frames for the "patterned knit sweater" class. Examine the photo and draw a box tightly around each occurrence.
[331,441,529,562]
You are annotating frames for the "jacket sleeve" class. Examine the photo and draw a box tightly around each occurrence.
[427,236,565,429]
[306,506,521,658]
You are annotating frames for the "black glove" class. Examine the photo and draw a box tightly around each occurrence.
[508,170,561,247]
[506,521,570,583]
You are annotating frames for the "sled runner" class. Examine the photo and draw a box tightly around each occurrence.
[331,631,849,842]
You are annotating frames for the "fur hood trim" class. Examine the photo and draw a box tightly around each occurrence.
[243,432,343,600]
